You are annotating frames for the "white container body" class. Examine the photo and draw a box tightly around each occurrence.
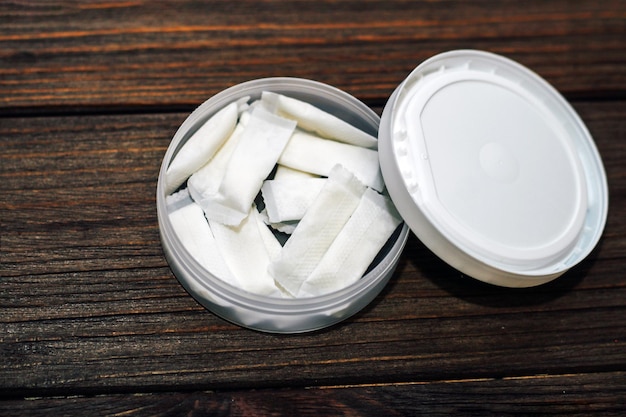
[157,78,409,333]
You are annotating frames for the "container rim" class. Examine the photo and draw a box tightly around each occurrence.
[157,77,409,317]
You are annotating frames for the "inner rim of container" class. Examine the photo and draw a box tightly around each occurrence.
[157,77,408,312]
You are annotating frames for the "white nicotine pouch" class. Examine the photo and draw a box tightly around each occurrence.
[278,129,384,191]
[261,178,326,223]
[297,188,402,298]
[261,91,378,149]
[209,206,285,298]
[165,101,239,195]
[166,189,238,288]
[258,209,299,235]
[202,106,297,226]
[273,165,319,180]
[187,112,249,205]
[269,165,366,297]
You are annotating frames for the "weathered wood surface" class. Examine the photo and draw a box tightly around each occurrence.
[1,1,625,415]
[1,1,625,114]
[2,372,625,416]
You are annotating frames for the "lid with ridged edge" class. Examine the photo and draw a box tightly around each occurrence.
[378,50,608,287]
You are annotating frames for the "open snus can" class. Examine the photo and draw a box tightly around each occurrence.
[157,50,608,333]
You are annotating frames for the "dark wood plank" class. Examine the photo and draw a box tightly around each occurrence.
[1,372,624,416]
[1,102,624,397]
[1,1,624,114]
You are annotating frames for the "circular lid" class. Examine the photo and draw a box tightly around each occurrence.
[379,50,608,287]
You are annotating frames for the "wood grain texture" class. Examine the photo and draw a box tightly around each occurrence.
[1,1,625,414]
[1,1,625,114]
[1,372,625,416]
[1,103,624,402]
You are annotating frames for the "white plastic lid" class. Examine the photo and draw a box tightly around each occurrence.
[379,50,608,287]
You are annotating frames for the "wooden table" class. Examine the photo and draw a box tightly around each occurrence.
[1,1,625,415]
